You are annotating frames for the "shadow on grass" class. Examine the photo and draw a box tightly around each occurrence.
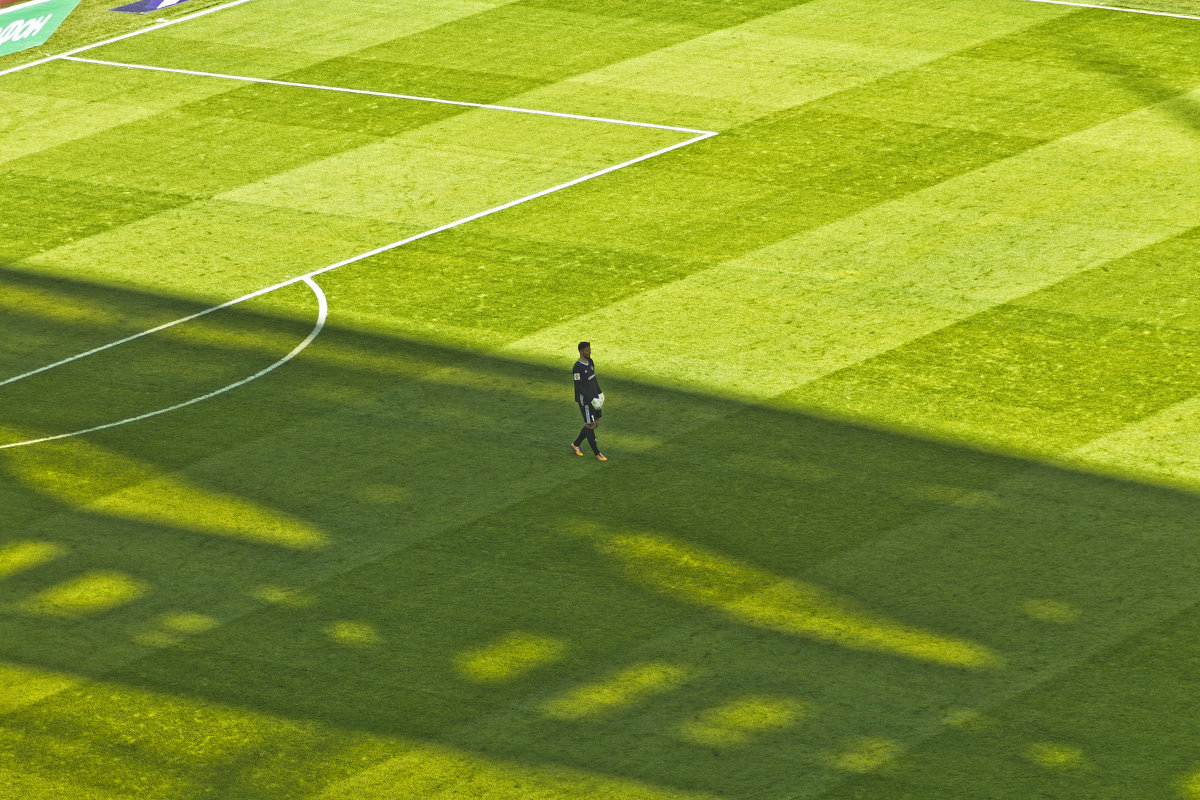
[1028,6,1200,132]
[2,264,1200,799]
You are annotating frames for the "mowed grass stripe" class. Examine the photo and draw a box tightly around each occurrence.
[497,7,1200,404]
[785,222,1200,477]
[1,101,379,198]
[86,0,774,105]
[503,0,1075,130]
[0,0,739,305]
[3,76,682,304]
[4,0,1073,343]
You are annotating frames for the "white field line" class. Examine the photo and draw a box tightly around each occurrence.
[0,129,716,390]
[0,0,258,78]
[61,55,717,135]
[1018,0,1200,20]
[0,14,716,443]
[0,277,327,450]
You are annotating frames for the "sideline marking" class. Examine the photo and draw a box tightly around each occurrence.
[1018,0,1200,20]
[61,56,716,135]
[0,277,327,450]
[0,0,256,78]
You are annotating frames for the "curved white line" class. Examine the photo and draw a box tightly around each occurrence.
[0,277,327,451]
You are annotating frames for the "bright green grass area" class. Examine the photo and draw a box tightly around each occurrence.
[5,0,1200,798]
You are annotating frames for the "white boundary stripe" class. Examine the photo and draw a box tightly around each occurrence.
[60,55,717,135]
[0,0,257,78]
[0,129,715,389]
[0,277,327,450]
[1018,0,1200,20]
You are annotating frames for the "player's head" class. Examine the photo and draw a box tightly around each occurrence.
[578,341,591,360]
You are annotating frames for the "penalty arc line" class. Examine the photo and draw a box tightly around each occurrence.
[0,277,327,451]
[0,129,716,391]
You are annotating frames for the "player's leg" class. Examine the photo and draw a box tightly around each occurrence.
[589,406,606,459]
[584,415,605,460]
[571,403,593,455]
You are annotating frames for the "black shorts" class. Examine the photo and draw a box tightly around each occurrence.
[579,400,602,424]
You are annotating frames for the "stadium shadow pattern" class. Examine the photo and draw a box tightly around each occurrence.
[2,265,1200,799]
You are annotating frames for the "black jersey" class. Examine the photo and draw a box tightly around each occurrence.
[573,358,601,404]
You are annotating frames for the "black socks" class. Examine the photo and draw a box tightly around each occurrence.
[573,427,600,454]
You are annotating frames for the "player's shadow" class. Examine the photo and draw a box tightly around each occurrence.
[2,263,1200,799]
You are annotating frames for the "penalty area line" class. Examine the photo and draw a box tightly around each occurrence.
[0,277,328,451]
[0,129,716,390]
[59,56,717,135]
[1017,0,1200,20]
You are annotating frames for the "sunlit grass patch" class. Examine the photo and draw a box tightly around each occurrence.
[1026,742,1088,771]
[252,585,317,608]
[1181,767,1200,799]
[1023,598,1082,624]
[454,632,567,683]
[0,540,65,580]
[679,696,806,746]
[0,661,79,714]
[541,662,689,720]
[325,620,384,648]
[6,439,328,549]
[827,737,903,773]
[20,570,146,617]
[599,531,1000,668]
[160,611,218,634]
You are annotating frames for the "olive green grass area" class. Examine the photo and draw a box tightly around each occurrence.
[6,0,1200,797]
[4,266,1200,800]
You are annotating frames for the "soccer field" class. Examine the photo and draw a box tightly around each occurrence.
[4,0,1200,797]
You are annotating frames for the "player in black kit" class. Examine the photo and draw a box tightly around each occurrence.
[570,341,607,461]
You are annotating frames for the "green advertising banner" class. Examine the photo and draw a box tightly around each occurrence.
[0,0,83,57]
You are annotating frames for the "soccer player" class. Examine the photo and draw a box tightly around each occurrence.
[570,341,607,461]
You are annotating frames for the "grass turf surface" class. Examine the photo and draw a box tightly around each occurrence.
[4,0,1200,797]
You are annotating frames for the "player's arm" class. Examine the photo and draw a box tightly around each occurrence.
[573,367,584,403]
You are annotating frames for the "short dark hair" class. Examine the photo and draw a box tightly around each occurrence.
[578,341,590,352]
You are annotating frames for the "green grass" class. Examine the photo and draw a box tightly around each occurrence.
[5,0,1200,797]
